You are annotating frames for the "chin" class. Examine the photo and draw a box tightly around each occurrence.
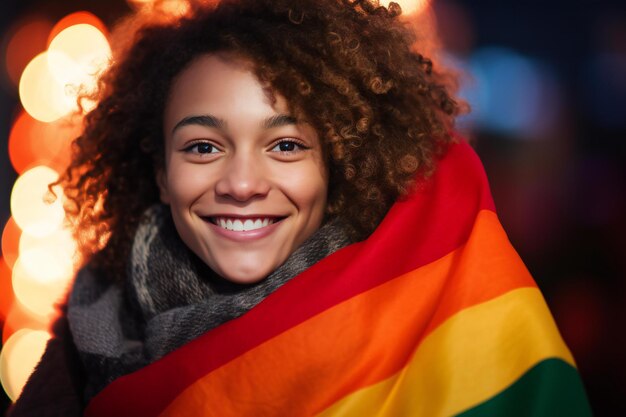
[213,262,276,285]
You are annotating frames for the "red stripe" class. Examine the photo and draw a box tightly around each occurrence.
[86,141,496,417]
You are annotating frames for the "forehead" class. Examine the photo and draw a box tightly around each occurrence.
[164,54,289,126]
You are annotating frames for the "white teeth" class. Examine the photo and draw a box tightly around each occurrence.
[214,217,276,231]
[232,219,244,231]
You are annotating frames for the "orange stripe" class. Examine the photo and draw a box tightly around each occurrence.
[317,288,574,417]
[159,210,535,416]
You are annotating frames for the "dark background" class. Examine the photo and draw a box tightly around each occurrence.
[1,0,625,415]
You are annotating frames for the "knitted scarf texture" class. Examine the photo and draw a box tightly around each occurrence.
[67,204,351,402]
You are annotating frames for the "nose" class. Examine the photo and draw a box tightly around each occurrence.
[214,152,271,202]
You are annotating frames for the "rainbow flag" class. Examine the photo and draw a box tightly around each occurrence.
[85,142,591,417]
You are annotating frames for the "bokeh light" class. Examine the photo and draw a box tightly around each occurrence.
[12,249,73,319]
[16,241,74,284]
[127,0,192,15]
[8,111,79,174]
[2,302,48,346]
[1,218,21,270]
[0,259,13,323]
[393,0,430,16]
[460,47,561,138]
[19,22,110,122]
[19,227,77,270]
[0,329,51,402]
[10,166,64,238]
[127,0,155,5]
[47,11,108,46]
[3,17,53,89]
[48,23,111,112]
[18,51,73,122]
[1,8,110,409]
[48,24,109,67]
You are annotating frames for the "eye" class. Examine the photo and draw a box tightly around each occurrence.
[270,139,308,153]
[183,141,220,155]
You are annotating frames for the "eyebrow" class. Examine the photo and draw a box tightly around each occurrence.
[172,115,227,133]
[171,113,299,134]
[262,114,298,129]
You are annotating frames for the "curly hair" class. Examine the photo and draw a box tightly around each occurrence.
[59,0,462,277]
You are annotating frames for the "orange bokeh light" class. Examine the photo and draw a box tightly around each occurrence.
[3,17,53,89]
[1,218,21,270]
[0,329,51,402]
[19,21,110,122]
[10,166,65,238]
[127,0,191,15]
[49,24,110,66]
[1,302,48,346]
[394,0,430,15]
[18,51,74,122]
[47,11,108,47]
[12,253,73,320]
[47,23,111,113]
[0,258,13,323]
[8,111,79,174]
[19,227,77,271]
[161,0,191,15]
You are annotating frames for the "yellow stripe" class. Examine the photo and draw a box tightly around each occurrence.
[317,287,574,417]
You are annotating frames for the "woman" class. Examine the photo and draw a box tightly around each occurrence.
[10,0,591,416]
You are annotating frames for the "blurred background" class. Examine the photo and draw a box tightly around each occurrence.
[0,0,624,415]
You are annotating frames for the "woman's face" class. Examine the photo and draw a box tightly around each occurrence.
[159,54,328,284]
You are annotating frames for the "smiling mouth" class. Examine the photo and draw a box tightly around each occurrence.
[207,217,285,232]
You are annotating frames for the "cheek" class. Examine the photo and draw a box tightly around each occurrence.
[166,163,213,204]
[283,162,328,216]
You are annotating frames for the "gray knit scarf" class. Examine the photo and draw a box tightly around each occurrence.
[67,204,351,403]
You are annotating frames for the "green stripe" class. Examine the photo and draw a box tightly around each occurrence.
[455,358,593,417]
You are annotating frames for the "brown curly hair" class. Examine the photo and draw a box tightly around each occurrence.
[59,0,462,277]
